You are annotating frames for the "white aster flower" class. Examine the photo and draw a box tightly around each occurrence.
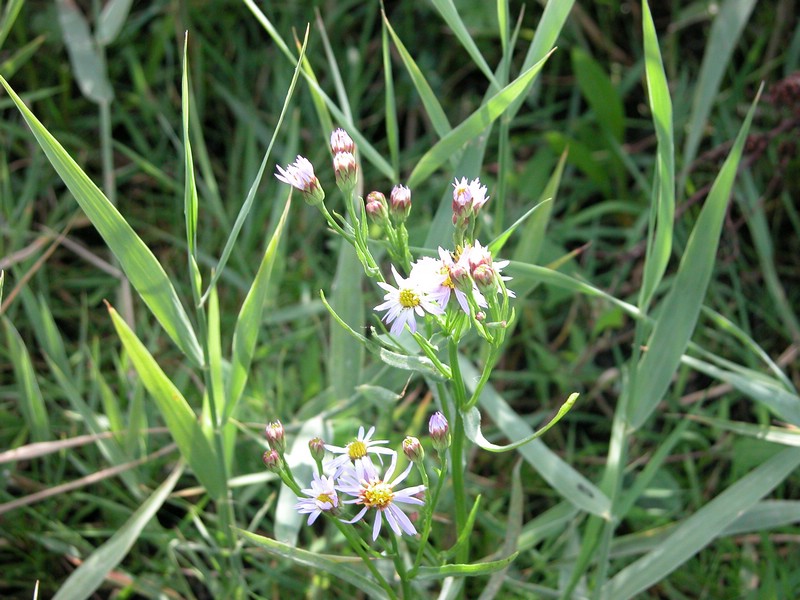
[324,426,395,476]
[338,453,426,540]
[295,473,339,525]
[374,265,444,335]
[275,155,324,205]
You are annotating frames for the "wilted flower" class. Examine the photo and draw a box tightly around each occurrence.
[275,156,325,206]
[295,473,340,525]
[339,453,425,540]
[330,128,355,154]
[265,420,285,452]
[389,184,412,221]
[374,265,444,335]
[429,411,450,452]
[325,426,395,475]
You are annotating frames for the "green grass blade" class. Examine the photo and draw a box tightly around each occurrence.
[629,86,762,429]
[199,30,307,306]
[328,242,365,400]
[688,414,800,447]
[52,462,184,600]
[407,51,554,189]
[461,359,611,517]
[0,0,24,50]
[0,76,203,365]
[417,552,520,579]
[3,316,50,441]
[0,35,46,79]
[182,33,198,263]
[572,47,624,141]
[638,0,675,311]
[679,0,758,191]
[382,11,451,138]
[238,529,390,600]
[429,0,499,89]
[96,0,133,46]
[601,447,800,600]
[226,196,291,419]
[107,304,225,499]
[55,0,113,104]
[381,21,400,174]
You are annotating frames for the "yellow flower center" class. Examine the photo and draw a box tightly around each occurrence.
[440,266,454,289]
[316,492,334,505]
[347,439,367,460]
[362,481,394,509]
[399,288,420,308]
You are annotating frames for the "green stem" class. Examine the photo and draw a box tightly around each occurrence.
[410,456,446,576]
[391,534,412,599]
[447,338,470,566]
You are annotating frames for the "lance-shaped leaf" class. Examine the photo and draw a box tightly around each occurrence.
[107,304,224,499]
[0,76,203,366]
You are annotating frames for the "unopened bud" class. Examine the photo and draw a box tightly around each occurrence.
[333,152,358,190]
[309,437,326,462]
[330,128,355,154]
[262,449,282,472]
[389,184,412,222]
[402,436,424,463]
[265,420,285,452]
[365,191,389,224]
[428,411,451,452]
[472,264,497,293]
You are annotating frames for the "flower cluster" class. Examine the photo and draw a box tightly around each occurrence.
[275,421,449,541]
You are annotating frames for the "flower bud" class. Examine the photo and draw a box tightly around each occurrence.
[309,437,326,462]
[275,156,325,206]
[265,420,286,453]
[365,191,389,224]
[468,178,489,215]
[402,436,424,464]
[472,264,497,294]
[452,177,472,220]
[333,151,358,190]
[262,448,282,472]
[428,411,451,452]
[389,184,412,222]
[330,128,355,154]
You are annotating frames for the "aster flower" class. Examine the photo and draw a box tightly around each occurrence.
[374,265,444,335]
[324,425,396,475]
[275,156,325,205]
[338,452,425,540]
[452,176,472,220]
[410,250,487,315]
[467,177,489,213]
[295,473,340,525]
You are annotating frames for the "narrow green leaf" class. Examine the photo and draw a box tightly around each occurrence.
[52,463,183,600]
[107,304,225,499]
[328,241,364,400]
[602,447,800,600]
[429,0,499,89]
[680,0,758,189]
[417,552,519,580]
[629,86,762,429]
[488,199,550,258]
[638,0,675,311]
[0,0,25,50]
[382,11,451,138]
[96,0,133,46]
[3,316,50,441]
[572,47,624,141]
[0,76,203,365]
[463,392,578,452]
[55,0,113,104]
[181,33,198,262]
[688,414,800,447]
[200,29,307,305]
[381,20,400,173]
[0,35,46,79]
[225,197,291,418]
[461,358,611,517]
[238,529,390,599]
[407,51,554,189]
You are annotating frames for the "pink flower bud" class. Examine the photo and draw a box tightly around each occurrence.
[389,184,412,221]
[330,128,355,154]
[262,449,282,472]
[309,437,326,462]
[365,191,389,223]
[428,411,451,452]
[265,420,285,452]
[333,151,358,189]
[402,436,424,463]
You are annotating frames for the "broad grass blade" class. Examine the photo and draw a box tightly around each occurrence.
[638,0,675,311]
[96,0,133,46]
[239,529,390,600]
[328,242,364,400]
[629,86,762,429]
[226,196,291,419]
[55,0,113,104]
[107,304,225,499]
[680,0,758,190]
[602,447,800,600]
[3,316,50,441]
[0,76,203,365]
[52,462,184,600]
[572,47,624,141]
[407,51,554,189]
